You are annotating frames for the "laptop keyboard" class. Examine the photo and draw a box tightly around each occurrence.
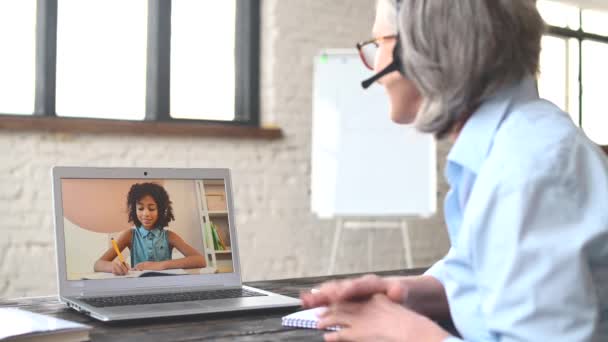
[81,288,267,308]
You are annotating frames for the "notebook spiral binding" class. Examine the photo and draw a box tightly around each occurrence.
[281,317,340,331]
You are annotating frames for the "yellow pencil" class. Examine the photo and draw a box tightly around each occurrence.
[111,238,126,266]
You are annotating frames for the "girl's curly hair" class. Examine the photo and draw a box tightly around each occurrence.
[127,182,175,229]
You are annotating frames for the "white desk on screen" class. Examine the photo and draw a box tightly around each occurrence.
[311,50,436,274]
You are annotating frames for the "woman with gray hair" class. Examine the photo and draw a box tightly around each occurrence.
[302,0,608,341]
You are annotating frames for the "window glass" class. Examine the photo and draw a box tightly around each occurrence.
[582,9,608,36]
[56,0,147,120]
[0,0,36,115]
[537,0,580,30]
[170,0,236,121]
[538,36,581,125]
[566,38,580,126]
[581,40,608,145]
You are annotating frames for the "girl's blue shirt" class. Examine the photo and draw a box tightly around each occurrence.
[130,226,172,267]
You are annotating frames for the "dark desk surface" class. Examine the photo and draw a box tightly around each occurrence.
[0,269,425,342]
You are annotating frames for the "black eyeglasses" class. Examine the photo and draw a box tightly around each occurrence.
[357,34,403,89]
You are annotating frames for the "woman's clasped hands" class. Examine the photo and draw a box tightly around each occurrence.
[300,275,449,342]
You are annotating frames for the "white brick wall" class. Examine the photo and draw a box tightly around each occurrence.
[0,0,450,299]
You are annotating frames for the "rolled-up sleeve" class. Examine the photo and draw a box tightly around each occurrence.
[424,248,455,285]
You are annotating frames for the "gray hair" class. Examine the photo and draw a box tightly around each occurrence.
[378,0,545,138]
[376,0,398,31]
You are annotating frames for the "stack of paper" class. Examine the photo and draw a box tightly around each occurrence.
[0,308,91,341]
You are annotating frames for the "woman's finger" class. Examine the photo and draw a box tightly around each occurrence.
[386,280,407,303]
[330,301,364,315]
[301,289,330,308]
[304,276,387,308]
[304,280,342,307]
[318,302,362,329]
[337,274,385,301]
[319,280,342,299]
[324,328,355,342]
[317,311,351,330]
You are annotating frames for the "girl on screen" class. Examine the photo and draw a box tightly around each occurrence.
[94,182,206,275]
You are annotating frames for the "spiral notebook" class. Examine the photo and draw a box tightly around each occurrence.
[281,307,340,331]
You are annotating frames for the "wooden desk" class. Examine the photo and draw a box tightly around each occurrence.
[0,269,426,341]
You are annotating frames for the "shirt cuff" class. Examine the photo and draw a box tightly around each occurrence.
[443,336,463,342]
[424,248,457,285]
[423,258,445,284]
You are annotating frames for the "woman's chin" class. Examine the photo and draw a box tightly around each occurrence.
[390,110,416,125]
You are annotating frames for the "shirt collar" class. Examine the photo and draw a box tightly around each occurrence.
[447,75,539,175]
[137,226,161,238]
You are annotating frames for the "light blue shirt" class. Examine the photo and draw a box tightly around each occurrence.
[425,76,608,341]
[130,226,172,267]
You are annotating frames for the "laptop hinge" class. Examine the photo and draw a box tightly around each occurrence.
[76,284,240,298]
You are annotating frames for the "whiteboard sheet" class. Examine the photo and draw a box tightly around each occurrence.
[311,50,436,218]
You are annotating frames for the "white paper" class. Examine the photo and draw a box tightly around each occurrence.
[0,308,90,340]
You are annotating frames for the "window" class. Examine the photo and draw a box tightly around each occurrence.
[0,0,259,126]
[170,0,236,121]
[538,36,580,124]
[56,0,147,120]
[0,0,36,115]
[537,0,608,145]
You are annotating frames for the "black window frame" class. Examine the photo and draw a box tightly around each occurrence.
[31,0,260,127]
[544,11,608,129]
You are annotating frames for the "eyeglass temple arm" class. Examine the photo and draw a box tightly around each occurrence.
[361,60,399,89]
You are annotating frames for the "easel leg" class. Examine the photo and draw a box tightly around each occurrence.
[400,219,414,268]
[328,218,343,275]
[367,229,373,271]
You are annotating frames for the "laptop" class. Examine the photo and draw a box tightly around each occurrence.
[52,166,300,321]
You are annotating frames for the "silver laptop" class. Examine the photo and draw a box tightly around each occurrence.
[52,166,300,321]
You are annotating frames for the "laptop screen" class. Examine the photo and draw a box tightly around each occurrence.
[60,178,234,281]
